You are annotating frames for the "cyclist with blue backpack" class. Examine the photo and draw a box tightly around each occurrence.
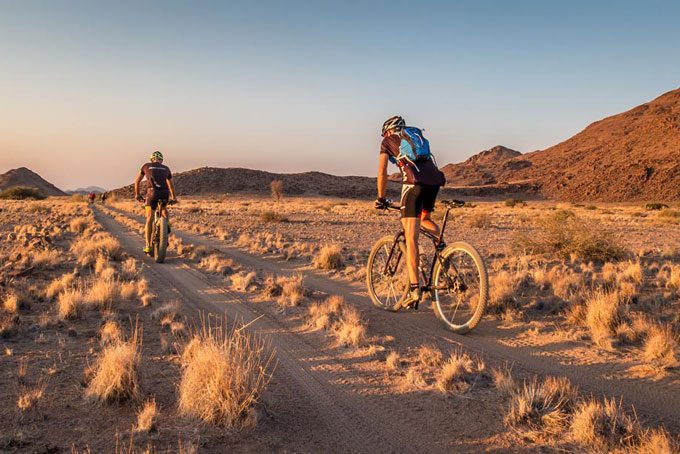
[375,115,446,308]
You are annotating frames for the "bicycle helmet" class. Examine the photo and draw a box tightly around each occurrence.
[381,115,406,135]
[150,151,164,162]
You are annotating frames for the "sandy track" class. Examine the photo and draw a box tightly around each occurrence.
[93,206,516,453]
[97,206,680,437]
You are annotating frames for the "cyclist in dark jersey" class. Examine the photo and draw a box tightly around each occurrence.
[133,151,177,254]
[375,116,446,308]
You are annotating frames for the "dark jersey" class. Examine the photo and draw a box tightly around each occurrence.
[380,134,445,186]
[140,162,172,194]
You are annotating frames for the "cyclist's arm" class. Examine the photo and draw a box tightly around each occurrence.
[133,171,144,198]
[377,153,389,199]
[167,178,176,200]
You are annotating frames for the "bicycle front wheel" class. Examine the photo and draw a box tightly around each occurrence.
[154,217,168,263]
[432,242,488,333]
[366,235,408,311]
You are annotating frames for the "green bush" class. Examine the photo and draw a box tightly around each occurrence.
[645,203,669,211]
[0,186,46,200]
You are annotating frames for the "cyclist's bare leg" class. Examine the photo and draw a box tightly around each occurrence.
[144,207,153,247]
[401,217,421,285]
[420,212,440,238]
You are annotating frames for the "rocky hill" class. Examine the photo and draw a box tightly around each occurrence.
[67,186,107,195]
[111,167,404,199]
[493,88,680,201]
[441,145,522,186]
[0,167,66,196]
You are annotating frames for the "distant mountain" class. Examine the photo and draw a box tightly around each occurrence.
[0,167,66,196]
[490,87,680,201]
[441,145,522,186]
[111,167,404,199]
[66,186,107,195]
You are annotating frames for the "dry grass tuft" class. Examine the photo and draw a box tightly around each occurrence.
[307,295,343,330]
[85,278,120,311]
[385,351,401,371]
[2,293,20,314]
[584,290,625,349]
[57,288,84,319]
[45,271,77,299]
[435,350,485,394]
[277,274,305,308]
[71,233,122,266]
[505,376,578,442]
[637,428,679,454]
[199,254,235,275]
[17,381,47,411]
[99,320,123,346]
[313,244,343,270]
[30,248,63,269]
[178,318,274,428]
[230,271,257,292]
[642,324,678,370]
[569,398,642,450]
[120,258,138,280]
[151,301,180,321]
[492,365,516,396]
[416,344,443,369]
[135,398,158,433]
[69,216,90,233]
[331,306,367,348]
[86,323,141,402]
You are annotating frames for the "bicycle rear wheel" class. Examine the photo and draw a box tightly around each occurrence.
[432,242,488,333]
[154,217,168,263]
[366,235,408,311]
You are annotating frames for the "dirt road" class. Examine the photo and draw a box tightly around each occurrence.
[94,205,680,451]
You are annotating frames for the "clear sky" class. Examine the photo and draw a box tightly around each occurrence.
[1,1,679,190]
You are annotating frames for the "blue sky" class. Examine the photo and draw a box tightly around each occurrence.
[0,0,678,189]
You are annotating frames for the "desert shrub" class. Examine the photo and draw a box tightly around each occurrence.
[45,271,77,299]
[657,209,680,221]
[637,428,679,454]
[30,248,62,269]
[277,274,305,307]
[86,324,141,402]
[69,217,90,233]
[417,344,444,368]
[17,381,47,410]
[385,351,401,371]
[178,318,274,428]
[467,211,492,228]
[259,211,288,223]
[569,398,643,450]
[71,233,122,266]
[584,290,625,349]
[135,398,158,433]
[513,210,626,262]
[99,320,123,346]
[492,365,516,395]
[307,295,343,330]
[2,293,20,314]
[0,186,45,200]
[505,376,578,442]
[199,254,234,275]
[505,199,525,208]
[57,288,84,319]
[585,205,597,210]
[231,271,257,291]
[313,244,343,270]
[435,350,485,394]
[642,324,678,370]
[645,203,669,211]
[270,179,284,202]
[332,306,367,348]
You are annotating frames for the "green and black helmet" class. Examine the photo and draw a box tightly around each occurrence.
[150,151,164,162]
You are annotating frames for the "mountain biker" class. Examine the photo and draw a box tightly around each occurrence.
[375,116,446,308]
[133,151,177,255]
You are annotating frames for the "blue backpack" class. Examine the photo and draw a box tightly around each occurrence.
[389,127,433,165]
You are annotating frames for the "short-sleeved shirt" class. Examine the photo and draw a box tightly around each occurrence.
[380,134,445,186]
[140,162,172,193]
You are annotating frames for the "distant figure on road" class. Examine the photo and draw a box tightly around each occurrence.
[88,192,96,204]
[100,192,108,204]
[133,151,177,255]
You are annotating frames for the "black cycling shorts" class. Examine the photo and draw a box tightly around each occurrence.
[145,190,169,210]
[400,184,439,219]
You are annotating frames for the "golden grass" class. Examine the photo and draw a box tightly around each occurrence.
[416,344,443,369]
[86,323,141,402]
[642,324,678,370]
[313,244,343,270]
[276,274,305,308]
[637,428,679,454]
[85,278,120,310]
[57,288,84,319]
[2,293,19,314]
[584,290,625,349]
[45,271,77,299]
[17,381,47,411]
[492,366,516,396]
[435,350,485,394]
[198,254,234,275]
[71,233,122,266]
[69,216,90,233]
[99,320,123,346]
[178,318,274,428]
[30,248,63,269]
[230,271,257,292]
[569,398,642,450]
[331,306,367,348]
[505,376,578,442]
[307,295,344,331]
[135,398,158,433]
[121,257,138,280]
[385,351,401,372]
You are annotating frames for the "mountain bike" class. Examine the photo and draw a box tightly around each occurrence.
[367,200,488,333]
[145,199,177,263]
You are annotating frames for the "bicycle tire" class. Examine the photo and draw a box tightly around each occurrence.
[154,217,168,263]
[366,235,408,311]
[431,242,488,333]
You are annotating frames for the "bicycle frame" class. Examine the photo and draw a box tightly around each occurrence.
[381,202,460,291]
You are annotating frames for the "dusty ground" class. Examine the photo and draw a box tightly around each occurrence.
[1,195,679,453]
